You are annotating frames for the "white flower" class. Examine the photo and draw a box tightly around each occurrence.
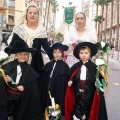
[101,41,105,48]
[51,110,60,116]
[95,58,105,66]
[0,51,9,62]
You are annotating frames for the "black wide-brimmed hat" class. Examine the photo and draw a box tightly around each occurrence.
[50,42,68,52]
[5,40,36,54]
[73,42,98,59]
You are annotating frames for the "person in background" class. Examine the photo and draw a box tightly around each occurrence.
[63,12,97,67]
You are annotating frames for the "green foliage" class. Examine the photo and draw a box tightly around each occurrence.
[103,43,109,52]
[93,0,111,5]
[95,41,109,52]
[50,0,59,11]
[56,32,63,37]
[94,15,104,23]
[56,32,63,42]
[95,42,102,50]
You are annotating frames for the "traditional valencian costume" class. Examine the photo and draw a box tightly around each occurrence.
[41,43,69,119]
[0,51,9,120]
[65,42,108,120]
[63,18,97,67]
[2,40,42,120]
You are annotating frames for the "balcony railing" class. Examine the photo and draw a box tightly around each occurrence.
[7,20,14,26]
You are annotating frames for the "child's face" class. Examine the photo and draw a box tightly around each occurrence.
[79,48,90,62]
[15,52,29,62]
[53,49,62,60]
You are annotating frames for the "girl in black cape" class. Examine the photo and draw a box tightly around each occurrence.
[65,42,108,120]
[0,51,9,120]
[2,40,43,120]
[41,43,69,118]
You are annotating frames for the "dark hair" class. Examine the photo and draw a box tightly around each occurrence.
[53,48,64,57]
[75,12,86,20]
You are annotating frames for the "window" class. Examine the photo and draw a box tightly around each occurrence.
[8,0,15,6]
[8,15,14,21]
[4,0,6,7]
[113,29,115,34]
[3,13,6,22]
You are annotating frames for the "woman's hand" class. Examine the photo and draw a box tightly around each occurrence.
[68,80,73,87]
[17,85,24,92]
[5,75,12,82]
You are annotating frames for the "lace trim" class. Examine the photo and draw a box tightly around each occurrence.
[14,24,47,64]
[14,24,47,47]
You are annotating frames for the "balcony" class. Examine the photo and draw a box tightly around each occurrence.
[7,20,14,26]
[8,0,15,7]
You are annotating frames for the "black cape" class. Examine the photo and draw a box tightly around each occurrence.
[41,59,69,115]
[0,73,8,120]
[2,60,43,120]
[65,60,108,120]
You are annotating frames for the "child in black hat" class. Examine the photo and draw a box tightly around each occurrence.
[65,42,108,120]
[40,42,69,119]
[2,40,43,120]
[0,51,9,120]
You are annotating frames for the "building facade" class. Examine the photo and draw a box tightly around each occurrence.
[82,0,120,50]
[1,0,56,34]
[0,0,7,48]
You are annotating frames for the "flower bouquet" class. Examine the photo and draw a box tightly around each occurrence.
[95,41,109,59]
[95,41,109,93]
[0,51,9,64]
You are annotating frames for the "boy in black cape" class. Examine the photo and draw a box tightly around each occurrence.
[2,40,43,120]
[41,43,69,119]
[0,51,9,120]
[65,42,108,120]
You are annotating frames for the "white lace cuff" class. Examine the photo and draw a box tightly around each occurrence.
[73,115,80,120]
